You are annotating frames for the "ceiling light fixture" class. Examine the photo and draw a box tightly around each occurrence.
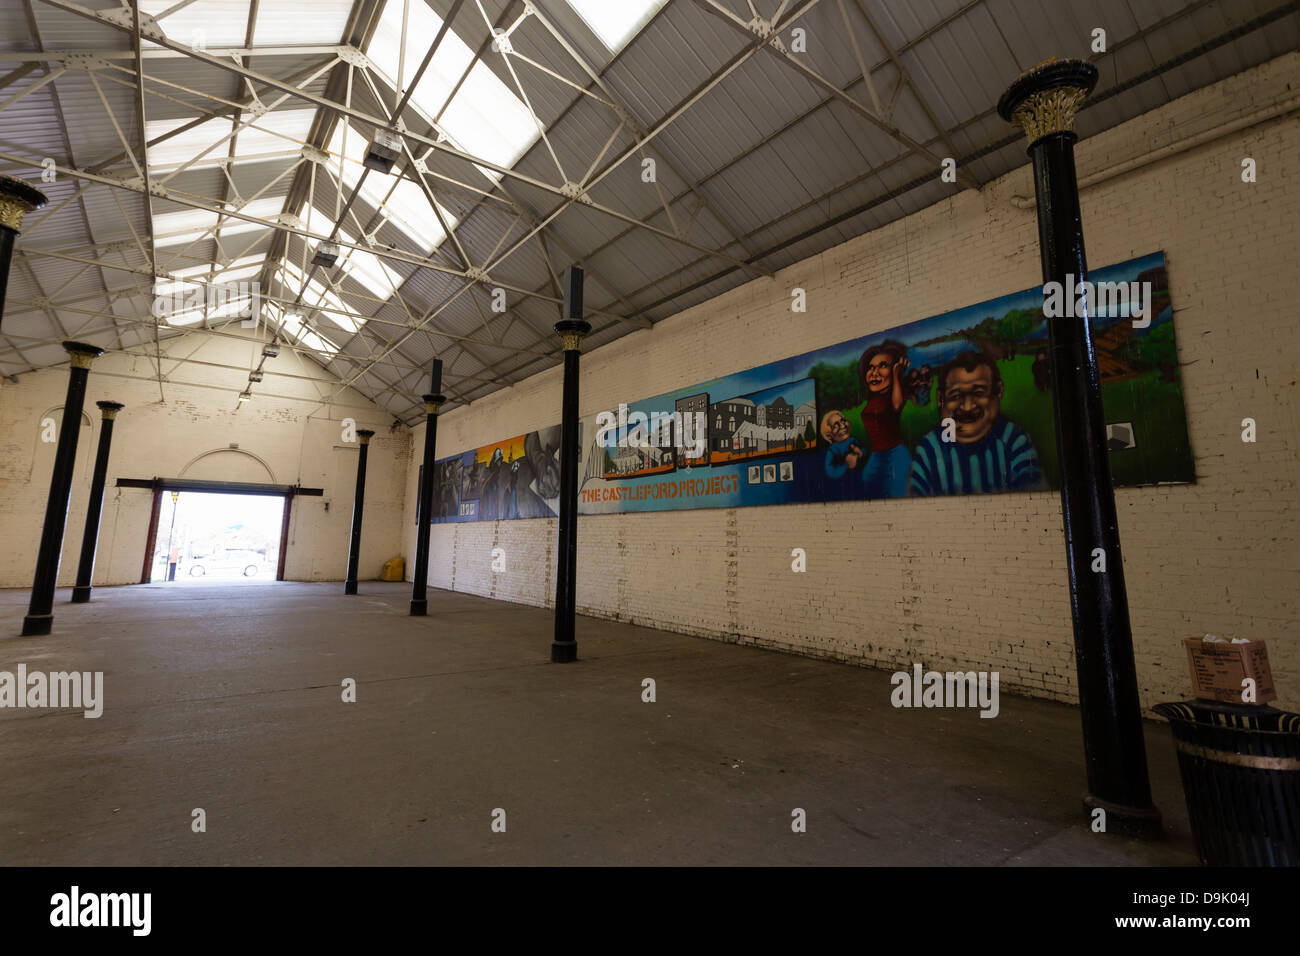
[364,129,402,174]
[312,241,340,267]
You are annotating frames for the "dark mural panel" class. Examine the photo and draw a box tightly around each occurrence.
[432,425,566,522]
[430,251,1194,522]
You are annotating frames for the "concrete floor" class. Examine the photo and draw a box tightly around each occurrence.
[0,581,1197,866]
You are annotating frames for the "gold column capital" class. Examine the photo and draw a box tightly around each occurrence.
[0,175,47,233]
[356,428,375,445]
[1010,86,1088,142]
[997,57,1099,146]
[63,341,105,370]
[554,318,592,353]
[423,393,446,416]
[96,400,124,420]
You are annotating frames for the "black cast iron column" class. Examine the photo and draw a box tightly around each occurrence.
[22,341,105,636]
[410,392,445,616]
[998,58,1159,835]
[344,428,375,595]
[551,266,590,663]
[70,400,125,603]
[0,175,47,330]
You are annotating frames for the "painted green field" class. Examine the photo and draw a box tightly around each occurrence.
[838,355,1194,490]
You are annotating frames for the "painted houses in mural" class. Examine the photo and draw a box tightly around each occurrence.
[708,384,817,464]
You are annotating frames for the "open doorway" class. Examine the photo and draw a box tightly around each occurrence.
[149,491,285,584]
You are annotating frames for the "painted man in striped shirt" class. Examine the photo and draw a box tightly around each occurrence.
[908,351,1044,496]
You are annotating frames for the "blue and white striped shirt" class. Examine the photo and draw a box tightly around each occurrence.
[908,418,1043,496]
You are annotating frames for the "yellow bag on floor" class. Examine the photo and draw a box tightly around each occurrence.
[379,556,404,581]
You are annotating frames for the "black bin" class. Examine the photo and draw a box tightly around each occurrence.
[1154,700,1300,866]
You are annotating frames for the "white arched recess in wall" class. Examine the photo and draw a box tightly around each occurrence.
[178,448,277,484]
[39,406,91,428]
[29,406,93,482]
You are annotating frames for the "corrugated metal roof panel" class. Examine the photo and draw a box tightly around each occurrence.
[29,4,125,50]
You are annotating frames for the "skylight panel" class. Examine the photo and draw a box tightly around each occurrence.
[381,176,451,250]
[217,197,284,240]
[140,0,250,50]
[367,1,474,119]
[144,111,312,174]
[253,0,352,45]
[333,228,402,300]
[152,252,266,329]
[325,124,453,252]
[153,207,221,246]
[438,62,538,171]
[280,259,362,334]
[339,253,397,300]
[209,291,257,322]
[153,198,281,246]
[150,276,192,303]
[307,279,362,333]
[300,274,360,334]
[163,308,205,328]
[231,108,316,157]
[144,116,232,171]
[150,281,210,328]
[212,262,264,282]
[149,277,203,327]
[171,254,264,283]
[145,110,313,173]
[565,0,665,51]
[279,312,338,357]
[364,3,539,180]
[265,297,340,358]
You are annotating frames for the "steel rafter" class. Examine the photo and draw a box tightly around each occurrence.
[36,0,764,279]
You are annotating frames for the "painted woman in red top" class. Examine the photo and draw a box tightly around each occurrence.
[858,339,912,498]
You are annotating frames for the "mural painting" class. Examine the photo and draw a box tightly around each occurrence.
[431,425,565,522]
[430,251,1193,521]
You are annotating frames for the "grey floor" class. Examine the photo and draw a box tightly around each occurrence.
[0,581,1197,866]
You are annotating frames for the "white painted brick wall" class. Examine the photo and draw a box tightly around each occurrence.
[0,327,411,587]
[405,53,1300,712]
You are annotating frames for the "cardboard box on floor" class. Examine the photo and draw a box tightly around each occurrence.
[1183,638,1276,704]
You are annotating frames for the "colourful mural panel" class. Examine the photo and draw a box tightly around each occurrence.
[430,251,1194,521]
